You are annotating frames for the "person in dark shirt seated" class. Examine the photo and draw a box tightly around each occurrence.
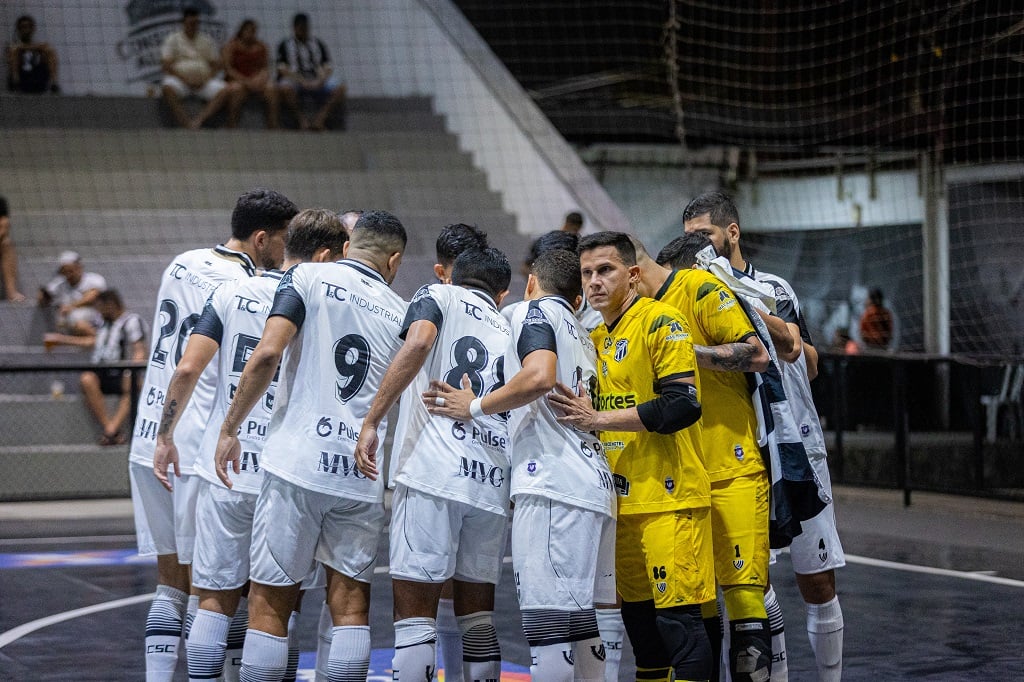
[6,15,58,93]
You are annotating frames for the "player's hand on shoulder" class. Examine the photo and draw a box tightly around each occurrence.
[423,374,474,421]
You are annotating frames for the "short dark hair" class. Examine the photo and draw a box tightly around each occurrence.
[532,249,581,302]
[16,15,35,27]
[869,288,885,305]
[285,208,349,261]
[235,18,257,39]
[452,248,511,300]
[230,188,299,240]
[0,196,7,217]
[578,231,636,266]
[565,211,584,226]
[436,223,488,267]
[96,289,124,308]
[656,233,712,269]
[350,210,407,255]
[293,13,309,26]
[183,7,200,19]
[682,191,740,229]
[526,230,578,268]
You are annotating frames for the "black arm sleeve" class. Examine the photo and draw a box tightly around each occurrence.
[190,303,224,344]
[268,287,306,329]
[636,382,701,435]
[400,287,443,340]
[517,303,557,361]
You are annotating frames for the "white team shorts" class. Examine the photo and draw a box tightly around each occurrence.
[389,483,508,585]
[771,453,846,574]
[129,462,199,562]
[511,495,616,610]
[191,481,257,591]
[249,474,384,586]
[161,74,227,100]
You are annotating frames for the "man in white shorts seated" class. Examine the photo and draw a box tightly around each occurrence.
[355,247,513,682]
[130,188,297,682]
[425,248,615,681]
[160,7,233,129]
[213,210,408,681]
[152,209,348,681]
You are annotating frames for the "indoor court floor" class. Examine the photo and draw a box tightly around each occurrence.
[1,485,1022,680]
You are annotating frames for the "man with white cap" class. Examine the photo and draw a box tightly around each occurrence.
[37,250,106,336]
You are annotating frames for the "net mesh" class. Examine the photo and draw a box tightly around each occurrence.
[455,0,1024,358]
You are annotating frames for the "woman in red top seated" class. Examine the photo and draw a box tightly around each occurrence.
[223,19,279,128]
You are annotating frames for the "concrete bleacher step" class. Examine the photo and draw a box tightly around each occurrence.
[0,169,502,212]
[1,129,469,172]
[0,94,445,133]
[0,395,119,445]
[0,443,129,501]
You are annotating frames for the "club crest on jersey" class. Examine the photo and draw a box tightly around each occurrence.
[656,582,667,593]
[664,476,675,493]
[801,423,811,436]
[733,559,745,570]
[526,460,538,475]
[524,307,546,325]
[818,538,828,563]
[734,444,745,461]
[614,339,628,362]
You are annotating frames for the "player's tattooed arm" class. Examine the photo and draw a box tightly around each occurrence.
[695,332,769,373]
[153,334,219,491]
[158,399,178,437]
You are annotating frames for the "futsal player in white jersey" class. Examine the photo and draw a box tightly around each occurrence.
[387,222,489,682]
[425,248,616,682]
[213,210,408,682]
[355,247,513,682]
[684,191,846,681]
[131,188,298,681]
[152,209,349,681]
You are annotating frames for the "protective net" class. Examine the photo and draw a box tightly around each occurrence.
[457,0,1024,358]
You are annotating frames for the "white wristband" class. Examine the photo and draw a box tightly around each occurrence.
[469,397,486,420]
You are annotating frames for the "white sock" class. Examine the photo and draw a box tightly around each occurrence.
[327,625,371,681]
[283,610,300,682]
[437,598,464,682]
[573,635,607,682]
[145,584,188,682]
[239,629,288,682]
[531,642,574,682]
[186,608,229,682]
[807,596,844,682]
[316,601,332,682]
[458,611,501,682]
[595,608,624,682]
[225,598,248,682]
[185,594,200,643]
[764,586,789,681]
[393,617,437,681]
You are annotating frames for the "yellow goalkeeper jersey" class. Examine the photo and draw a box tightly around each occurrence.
[591,296,710,514]
[654,269,764,483]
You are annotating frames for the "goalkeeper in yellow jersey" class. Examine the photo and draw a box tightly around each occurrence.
[550,231,714,682]
[630,234,775,682]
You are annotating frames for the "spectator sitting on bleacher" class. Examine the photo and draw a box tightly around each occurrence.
[44,290,147,446]
[6,14,58,93]
[276,12,347,131]
[0,196,26,301]
[38,251,106,336]
[160,7,233,130]
[223,19,279,128]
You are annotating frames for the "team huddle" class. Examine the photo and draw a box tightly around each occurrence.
[130,188,845,682]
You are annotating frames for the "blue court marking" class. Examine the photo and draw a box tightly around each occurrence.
[0,549,155,569]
